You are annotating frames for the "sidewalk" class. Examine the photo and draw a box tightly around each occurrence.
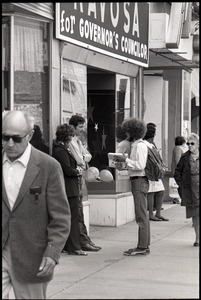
[46,202,199,299]
[8,202,199,299]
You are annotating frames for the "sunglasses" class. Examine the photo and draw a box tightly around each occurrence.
[186,142,195,146]
[2,130,32,143]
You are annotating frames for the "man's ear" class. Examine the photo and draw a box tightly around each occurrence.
[28,129,34,141]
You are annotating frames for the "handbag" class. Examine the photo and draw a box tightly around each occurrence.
[169,177,180,198]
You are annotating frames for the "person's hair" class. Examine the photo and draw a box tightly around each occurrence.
[69,115,85,128]
[116,124,127,141]
[3,110,34,131]
[147,122,156,128]
[175,136,186,146]
[188,133,199,143]
[121,118,147,141]
[32,125,43,140]
[30,124,49,154]
[55,124,75,143]
[143,124,156,140]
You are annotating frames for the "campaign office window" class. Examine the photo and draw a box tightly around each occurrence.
[13,17,50,145]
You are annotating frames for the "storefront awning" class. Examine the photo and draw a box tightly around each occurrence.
[148,48,199,73]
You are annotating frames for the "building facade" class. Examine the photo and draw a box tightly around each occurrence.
[2,2,199,227]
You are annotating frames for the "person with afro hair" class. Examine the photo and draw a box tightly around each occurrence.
[114,118,150,256]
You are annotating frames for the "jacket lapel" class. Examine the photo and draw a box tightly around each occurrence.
[55,142,76,163]
[12,147,40,211]
[2,179,10,210]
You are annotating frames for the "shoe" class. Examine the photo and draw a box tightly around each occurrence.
[61,249,68,253]
[89,241,102,250]
[68,250,88,256]
[146,247,150,254]
[173,198,180,204]
[193,242,199,247]
[155,215,169,221]
[150,216,162,221]
[82,243,100,252]
[123,247,147,256]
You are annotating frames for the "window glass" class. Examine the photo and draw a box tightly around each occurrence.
[2,17,10,111]
[61,60,88,200]
[182,71,191,138]
[115,74,131,192]
[116,74,130,127]
[13,17,49,147]
[61,60,87,123]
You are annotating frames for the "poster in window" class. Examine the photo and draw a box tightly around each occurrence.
[62,60,87,121]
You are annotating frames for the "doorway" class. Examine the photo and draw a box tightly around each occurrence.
[87,68,116,193]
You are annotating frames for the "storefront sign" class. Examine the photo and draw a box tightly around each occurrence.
[55,3,149,67]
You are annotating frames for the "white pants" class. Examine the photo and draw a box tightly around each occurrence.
[2,242,48,299]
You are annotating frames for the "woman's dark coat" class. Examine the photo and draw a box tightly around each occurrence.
[52,142,79,198]
[174,150,199,208]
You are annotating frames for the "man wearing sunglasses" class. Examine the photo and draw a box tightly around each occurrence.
[2,110,71,299]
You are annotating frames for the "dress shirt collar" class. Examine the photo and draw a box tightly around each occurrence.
[3,143,32,167]
[72,135,79,142]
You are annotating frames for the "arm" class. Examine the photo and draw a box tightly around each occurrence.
[174,146,183,166]
[116,140,131,155]
[53,147,79,177]
[80,142,92,163]
[68,140,85,166]
[174,157,183,188]
[37,160,71,277]
[42,160,71,264]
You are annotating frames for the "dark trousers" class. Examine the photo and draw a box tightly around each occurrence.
[130,177,150,249]
[63,196,81,252]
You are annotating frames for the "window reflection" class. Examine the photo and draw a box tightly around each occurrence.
[62,60,87,122]
[13,17,49,145]
[116,74,130,127]
[2,17,10,111]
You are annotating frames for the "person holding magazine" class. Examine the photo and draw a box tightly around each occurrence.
[113,118,150,256]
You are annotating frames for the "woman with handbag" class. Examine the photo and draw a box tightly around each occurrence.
[174,133,199,247]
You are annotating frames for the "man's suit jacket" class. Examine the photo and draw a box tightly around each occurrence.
[2,146,71,283]
[52,142,79,198]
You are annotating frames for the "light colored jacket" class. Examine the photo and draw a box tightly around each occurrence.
[2,146,71,283]
[69,135,92,168]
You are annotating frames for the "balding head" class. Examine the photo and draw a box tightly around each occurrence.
[3,111,34,134]
[2,110,34,162]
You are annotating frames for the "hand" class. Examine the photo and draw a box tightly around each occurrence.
[76,166,83,176]
[84,153,91,162]
[115,162,124,171]
[37,256,56,277]
[113,155,126,163]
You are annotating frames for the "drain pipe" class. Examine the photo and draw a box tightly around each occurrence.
[138,67,144,119]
